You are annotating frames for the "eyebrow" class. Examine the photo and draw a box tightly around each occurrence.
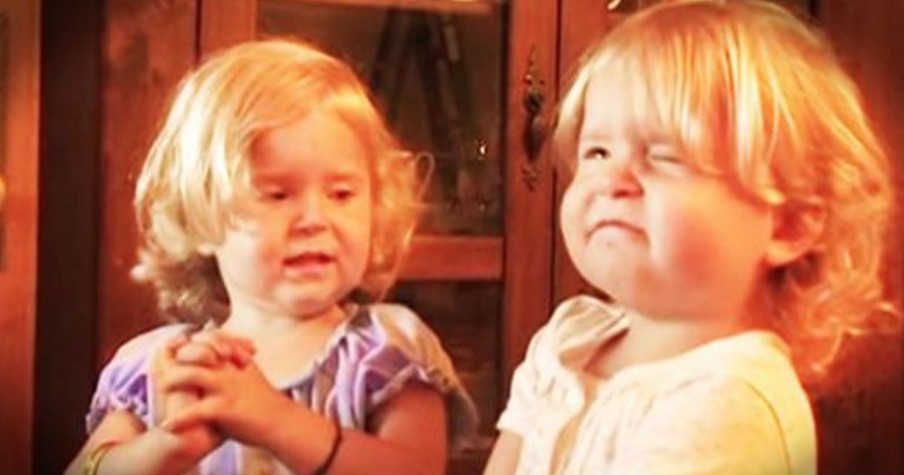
[578,130,612,142]
[252,169,368,184]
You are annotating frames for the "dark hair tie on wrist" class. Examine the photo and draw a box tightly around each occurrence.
[311,419,343,475]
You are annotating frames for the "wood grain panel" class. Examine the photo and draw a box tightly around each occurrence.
[277,0,496,15]
[99,0,198,367]
[400,235,502,280]
[0,0,39,473]
[201,0,256,56]
[501,0,558,394]
[814,2,903,474]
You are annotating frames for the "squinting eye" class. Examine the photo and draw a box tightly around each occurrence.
[582,147,610,161]
[648,153,684,164]
[331,189,356,202]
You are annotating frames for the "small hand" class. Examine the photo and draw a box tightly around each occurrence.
[159,355,290,449]
[167,328,257,368]
[153,336,228,461]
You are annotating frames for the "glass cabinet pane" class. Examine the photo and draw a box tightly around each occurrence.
[258,0,505,235]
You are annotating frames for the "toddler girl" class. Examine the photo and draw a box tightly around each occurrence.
[67,38,477,475]
[485,1,898,474]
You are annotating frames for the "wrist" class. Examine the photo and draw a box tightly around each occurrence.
[146,426,218,468]
[82,441,119,475]
[265,404,341,474]
[309,419,342,475]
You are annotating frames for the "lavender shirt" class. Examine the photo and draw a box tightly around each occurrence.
[86,304,478,475]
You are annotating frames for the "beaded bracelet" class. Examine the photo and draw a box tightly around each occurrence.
[310,419,343,475]
[83,440,120,475]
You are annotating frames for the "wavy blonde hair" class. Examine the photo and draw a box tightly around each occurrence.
[133,39,420,324]
[554,0,899,387]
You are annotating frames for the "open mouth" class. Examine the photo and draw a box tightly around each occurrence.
[283,252,334,270]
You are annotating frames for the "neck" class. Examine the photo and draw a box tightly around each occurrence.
[222,302,346,335]
[220,304,347,384]
[589,301,766,379]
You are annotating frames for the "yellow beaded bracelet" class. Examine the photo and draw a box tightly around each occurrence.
[83,441,120,475]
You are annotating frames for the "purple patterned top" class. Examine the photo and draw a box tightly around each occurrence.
[86,304,479,475]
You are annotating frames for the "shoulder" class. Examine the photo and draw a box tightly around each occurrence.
[612,332,816,474]
[526,295,627,366]
[636,331,815,428]
[615,373,814,475]
[100,323,193,380]
[352,303,445,356]
[87,323,192,433]
[342,303,458,382]
[336,304,479,450]
[667,331,811,416]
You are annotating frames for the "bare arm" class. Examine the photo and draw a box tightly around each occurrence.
[62,409,215,475]
[65,337,225,475]
[163,357,450,475]
[483,430,522,475]
[272,384,448,475]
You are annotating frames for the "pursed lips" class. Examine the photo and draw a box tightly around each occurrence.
[586,219,645,238]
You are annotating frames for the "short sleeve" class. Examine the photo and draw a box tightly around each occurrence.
[495,320,551,436]
[610,375,798,475]
[496,295,622,436]
[85,324,190,433]
[334,304,479,452]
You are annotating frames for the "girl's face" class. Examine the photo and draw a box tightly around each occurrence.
[212,110,373,320]
[560,74,777,323]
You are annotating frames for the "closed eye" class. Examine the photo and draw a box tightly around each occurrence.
[648,153,683,164]
[647,143,686,166]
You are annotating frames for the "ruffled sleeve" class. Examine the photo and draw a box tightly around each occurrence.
[85,324,191,433]
[323,304,479,452]
[496,295,626,436]
[495,311,553,436]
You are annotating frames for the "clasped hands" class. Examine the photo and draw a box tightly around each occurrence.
[153,327,289,459]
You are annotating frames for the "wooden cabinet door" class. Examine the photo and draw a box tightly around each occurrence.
[0,1,40,474]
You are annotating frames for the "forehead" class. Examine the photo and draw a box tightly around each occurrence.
[250,110,371,178]
[579,71,667,140]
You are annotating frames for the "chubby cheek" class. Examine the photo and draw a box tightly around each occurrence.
[559,184,586,254]
[219,228,285,279]
[646,196,724,284]
[647,190,772,294]
[332,212,372,275]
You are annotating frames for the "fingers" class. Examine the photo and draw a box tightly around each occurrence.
[161,398,219,433]
[172,330,256,367]
[164,333,190,353]
[160,363,217,394]
[174,343,222,367]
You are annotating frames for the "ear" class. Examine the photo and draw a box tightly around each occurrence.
[764,200,826,268]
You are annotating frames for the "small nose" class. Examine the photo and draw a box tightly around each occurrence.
[290,193,327,235]
[596,156,643,199]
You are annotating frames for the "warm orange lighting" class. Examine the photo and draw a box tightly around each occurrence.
[289,0,501,15]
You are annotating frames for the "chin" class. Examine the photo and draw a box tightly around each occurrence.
[281,296,337,317]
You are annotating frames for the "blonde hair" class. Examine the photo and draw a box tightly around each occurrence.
[133,39,420,323]
[554,0,899,386]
